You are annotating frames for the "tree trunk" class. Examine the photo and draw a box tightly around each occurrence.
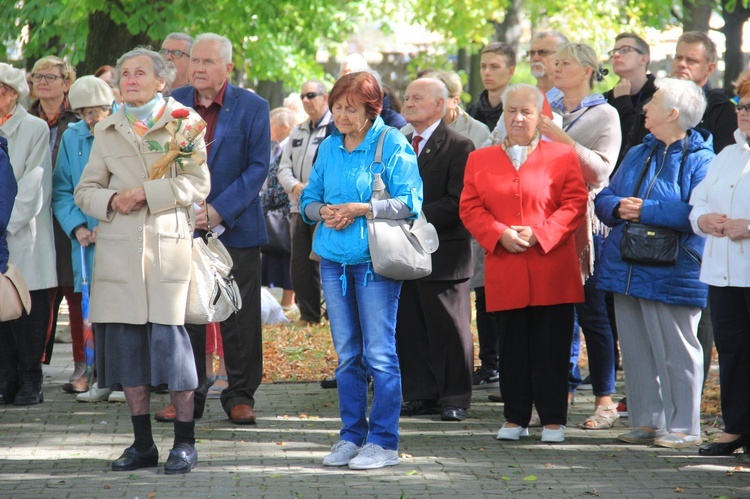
[492,0,522,47]
[81,8,155,75]
[468,50,482,103]
[682,0,714,32]
[720,2,750,93]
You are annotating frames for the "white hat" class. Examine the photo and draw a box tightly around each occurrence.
[68,75,114,111]
[0,63,29,100]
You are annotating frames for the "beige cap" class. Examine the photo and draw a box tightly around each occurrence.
[0,63,29,100]
[68,75,114,111]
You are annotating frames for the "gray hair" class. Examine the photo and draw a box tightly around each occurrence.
[302,79,327,95]
[165,32,194,52]
[653,77,707,130]
[270,107,297,128]
[417,77,449,114]
[502,83,545,110]
[114,47,175,87]
[425,70,462,99]
[195,33,233,65]
[556,42,602,89]
[532,31,569,46]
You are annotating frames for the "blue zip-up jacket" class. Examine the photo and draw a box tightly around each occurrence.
[51,121,98,292]
[595,129,715,308]
[300,116,423,265]
[0,137,16,274]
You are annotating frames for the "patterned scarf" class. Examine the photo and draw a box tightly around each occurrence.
[37,96,71,128]
[124,93,166,136]
[502,131,541,169]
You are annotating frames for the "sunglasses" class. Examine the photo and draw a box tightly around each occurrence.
[300,92,323,100]
[736,103,750,113]
[160,49,188,59]
[526,49,556,58]
[607,45,644,58]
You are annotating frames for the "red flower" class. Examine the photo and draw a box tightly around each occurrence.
[171,108,190,119]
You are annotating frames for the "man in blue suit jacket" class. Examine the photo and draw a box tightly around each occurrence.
[167,33,270,425]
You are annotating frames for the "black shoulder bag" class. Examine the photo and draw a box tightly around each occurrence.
[620,139,689,266]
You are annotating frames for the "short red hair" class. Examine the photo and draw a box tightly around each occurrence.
[328,72,383,120]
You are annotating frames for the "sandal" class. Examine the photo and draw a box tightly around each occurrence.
[207,375,228,399]
[582,404,620,430]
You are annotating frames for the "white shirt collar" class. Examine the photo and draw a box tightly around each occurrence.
[412,119,441,156]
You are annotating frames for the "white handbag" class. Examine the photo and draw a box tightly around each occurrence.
[185,209,242,325]
[0,263,32,322]
[366,128,438,280]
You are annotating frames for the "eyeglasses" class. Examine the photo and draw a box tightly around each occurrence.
[526,49,556,58]
[607,45,644,58]
[75,107,110,120]
[31,73,63,83]
[160,49,188,59]
[300,92,323,100]
[736,103,750,113]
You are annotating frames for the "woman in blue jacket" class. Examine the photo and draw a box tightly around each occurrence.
[300,71,422,470]
[51,76,113,395]
[595,78,714,449]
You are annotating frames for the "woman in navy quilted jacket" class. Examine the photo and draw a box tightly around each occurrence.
[595,78,715,449]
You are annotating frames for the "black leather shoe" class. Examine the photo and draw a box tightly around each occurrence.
[400,399,441,416]
[320,377,337,389]
[699,435,750,456]
[0,381,19,405]
[164,444,198,475]
[111,444,159,471]
[13,381,43,405]
[441,406,467,421]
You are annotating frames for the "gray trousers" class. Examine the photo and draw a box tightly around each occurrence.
[614,294,703,436]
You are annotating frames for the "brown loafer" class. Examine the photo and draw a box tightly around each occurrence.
[155,403,177,423]
[230,404,256,424]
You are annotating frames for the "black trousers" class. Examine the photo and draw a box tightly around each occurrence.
[187,246,263,416]
[475,286,498,371]
[0,289,52,383]
[290,214,321,323]
[708,286,750,435]
[494,304,574,427]
[396,278,473,409]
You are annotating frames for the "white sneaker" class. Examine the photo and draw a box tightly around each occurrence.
[496,423,530,441]
[76,382,111,403]
[322,440,360,466]
[541,425,566,443]
[348,443,399,470]
[108,390,126,403]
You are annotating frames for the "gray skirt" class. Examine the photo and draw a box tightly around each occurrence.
[95,323,198,391]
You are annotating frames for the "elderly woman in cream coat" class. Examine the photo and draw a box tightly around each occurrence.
[0,63,56,407]
[75,48,210,475]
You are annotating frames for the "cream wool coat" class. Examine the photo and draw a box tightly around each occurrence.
[74,98,210,325]
[0,105,57,291]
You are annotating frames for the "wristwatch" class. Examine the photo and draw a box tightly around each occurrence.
[365,202,374,220]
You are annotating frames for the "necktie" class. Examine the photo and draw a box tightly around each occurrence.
[412,135,423,156]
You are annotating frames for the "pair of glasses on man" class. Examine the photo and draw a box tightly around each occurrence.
[736,103,750,113]
[526,50,555,58]
[300,92,323,100]
[607,45,645,58]
[159,49,188,59]
[31,74,64,83]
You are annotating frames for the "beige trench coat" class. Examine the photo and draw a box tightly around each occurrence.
[74,97,210,325]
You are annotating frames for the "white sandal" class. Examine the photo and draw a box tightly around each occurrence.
[582,404,620,430]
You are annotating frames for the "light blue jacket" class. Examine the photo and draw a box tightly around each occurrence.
[52,121,97,292]
[300,117,423,265]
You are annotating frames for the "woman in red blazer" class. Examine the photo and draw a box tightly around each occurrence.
[460,84,588,443]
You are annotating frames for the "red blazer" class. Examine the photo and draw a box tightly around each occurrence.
[460,141,588,312]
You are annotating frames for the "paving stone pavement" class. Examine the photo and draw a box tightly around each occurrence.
[1,343,748,498]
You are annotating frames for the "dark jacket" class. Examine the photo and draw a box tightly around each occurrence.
[604,73,657,169]
[0,137,15,274]
[406,120,475,281]
[467,90,503,131]
[381,93,407,128]
[699,84,736,154]
[172,83,271,248]
[594,129,715,308]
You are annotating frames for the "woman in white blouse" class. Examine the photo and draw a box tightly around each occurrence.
[690,80,750,456]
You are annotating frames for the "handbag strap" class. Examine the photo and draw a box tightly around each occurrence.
[631,137,690,200]
[370,127,393,201]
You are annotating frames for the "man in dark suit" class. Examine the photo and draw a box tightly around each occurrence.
[397,78,475,422]
[159,33,270,425]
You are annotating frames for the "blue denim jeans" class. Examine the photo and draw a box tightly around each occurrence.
[321,259,403,450]
[569,233,616,396]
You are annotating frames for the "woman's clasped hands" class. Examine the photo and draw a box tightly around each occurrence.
[320,203,369,231]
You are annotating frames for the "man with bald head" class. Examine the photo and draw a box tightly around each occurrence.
[397,78,475,422]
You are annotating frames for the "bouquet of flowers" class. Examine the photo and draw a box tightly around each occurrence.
[146,108,207,180]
